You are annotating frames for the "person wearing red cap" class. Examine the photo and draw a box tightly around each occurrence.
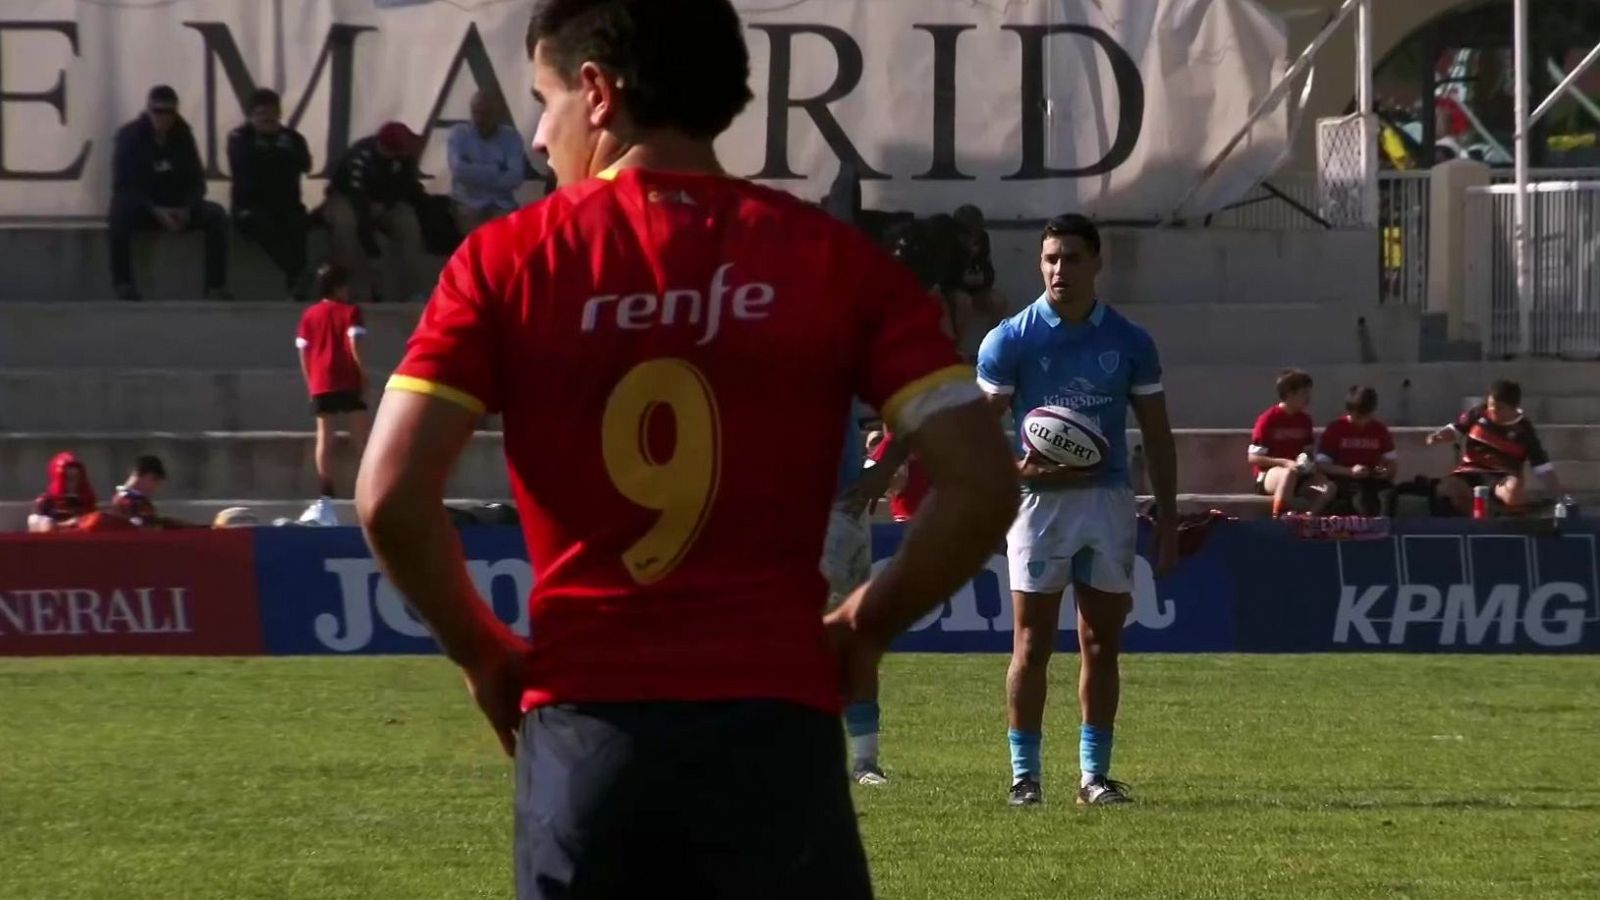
[322,121,428,301]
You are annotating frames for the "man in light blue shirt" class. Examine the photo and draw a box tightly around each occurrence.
[447,90,527,234]
[976,214,1179,809]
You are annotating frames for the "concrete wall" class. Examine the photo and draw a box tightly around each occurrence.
[988,226,1381,310]
[6,360,1600,433]
[0,302,422,370]
[0,228,445,303]
[6,425,1597,503]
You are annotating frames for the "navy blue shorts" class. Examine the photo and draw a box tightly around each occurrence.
[514,700,872,900]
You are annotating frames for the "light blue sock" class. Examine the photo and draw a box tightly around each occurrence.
[845,701,880,765]
[1080,724,1114,782]
[1008,729,1041,783]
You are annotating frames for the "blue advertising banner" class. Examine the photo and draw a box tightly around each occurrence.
[254,526,531,655]
[244,520,1600,656]
[1222,520,1600,654]
[874,522,1237,653]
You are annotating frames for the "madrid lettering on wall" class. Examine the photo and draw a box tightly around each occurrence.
[0,0,1289,220]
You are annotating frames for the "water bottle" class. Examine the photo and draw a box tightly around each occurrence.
[1555,494,1577,523]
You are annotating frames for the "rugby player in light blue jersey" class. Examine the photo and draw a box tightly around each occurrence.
[975,215,1179,807]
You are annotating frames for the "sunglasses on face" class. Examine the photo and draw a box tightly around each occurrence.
[148,107,177,117]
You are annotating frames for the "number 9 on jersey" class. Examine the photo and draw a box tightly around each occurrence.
[601,359,723,584]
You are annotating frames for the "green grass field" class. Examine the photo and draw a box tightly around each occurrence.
[3,654,1597,899]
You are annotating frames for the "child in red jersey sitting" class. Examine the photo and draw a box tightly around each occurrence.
[1247,369,1332,517]
[1316,385,1398,517]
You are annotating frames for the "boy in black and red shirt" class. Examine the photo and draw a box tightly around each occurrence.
[1427,379,1561,514]
[296,264,369,525]
[1316,385,1397,516]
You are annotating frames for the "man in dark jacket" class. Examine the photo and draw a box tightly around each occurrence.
[322,122,427,302]
[229,88,312,299]
[108,85,230,301]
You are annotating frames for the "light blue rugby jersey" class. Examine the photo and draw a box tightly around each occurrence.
[976,296,1163,488]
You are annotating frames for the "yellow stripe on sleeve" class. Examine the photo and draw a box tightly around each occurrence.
[881,364,975,431]
[386,374,487,416]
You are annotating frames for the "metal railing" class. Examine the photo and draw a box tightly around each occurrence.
[1467,181,1600,359]
[1204,174,1325,230]
[1377,171,1431,306]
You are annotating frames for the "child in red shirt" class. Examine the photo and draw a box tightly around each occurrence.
[295,263,369,524]
[1316,385,1397,516]
[1247,369,1332,517]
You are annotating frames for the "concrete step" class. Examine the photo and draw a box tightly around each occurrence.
[1127,425,1600,495]
[0,493,1279,533]
[1164,361,1600,428]
[1106,302,1422,366]
[0,296,1416,376]
[0,431,512,502]
[7,360,1600,432]
[0,368,365,431]
[0,497,510,533]
[0,302,421,370]
[0,227,445,304]
[5,426,1596,503]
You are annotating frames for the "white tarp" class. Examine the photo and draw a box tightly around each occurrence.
[0,0,1289,221]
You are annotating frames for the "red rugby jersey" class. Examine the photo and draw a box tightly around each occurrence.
[869,433,930,521]
[390,168,968,714]
[1316,415,1396,470]
[1248,404,1316,477]
[296,300,366,395]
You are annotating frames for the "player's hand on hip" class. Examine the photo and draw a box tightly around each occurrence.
[823,590,887,704]
[1018,451,1096,491]
[459,622,532,758]
[1152,516,1180,579]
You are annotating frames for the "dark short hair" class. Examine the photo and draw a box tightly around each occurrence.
[1489,379,1522,407]
[527,0,752,140]
[247,88,281,112]
[1042,214,1101,256]
[1345,385,1378,415]
[132,455,167,480]
[1276,369,1313,400]
[148,84,178,106]
[315,263,349,299]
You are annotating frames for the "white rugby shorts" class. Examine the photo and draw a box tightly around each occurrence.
[820,506,872,601]
[1006,485,1137,595]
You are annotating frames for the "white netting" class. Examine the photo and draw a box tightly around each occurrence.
[1316,114,1378,228]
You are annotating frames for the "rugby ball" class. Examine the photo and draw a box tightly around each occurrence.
[1021,406,1109,469]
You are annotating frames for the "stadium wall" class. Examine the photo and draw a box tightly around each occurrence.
[3,520,1597,657]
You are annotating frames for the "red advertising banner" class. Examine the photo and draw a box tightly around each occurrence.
[0,530,262,655]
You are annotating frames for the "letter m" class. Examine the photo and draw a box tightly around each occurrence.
[183,22,375,178]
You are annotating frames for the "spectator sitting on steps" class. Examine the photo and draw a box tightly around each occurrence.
[112,455,189,529]
[1426,379,1562,515]
[108,84,231,301]
[1316,385,1398,517]
[1248,369,1333,518]
[229,88,313,300]
[323,122,429,302]
[28,452,98,533]
[448,90,527,235]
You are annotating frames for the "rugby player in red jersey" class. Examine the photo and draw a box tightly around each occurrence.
[354,2,1018,897]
